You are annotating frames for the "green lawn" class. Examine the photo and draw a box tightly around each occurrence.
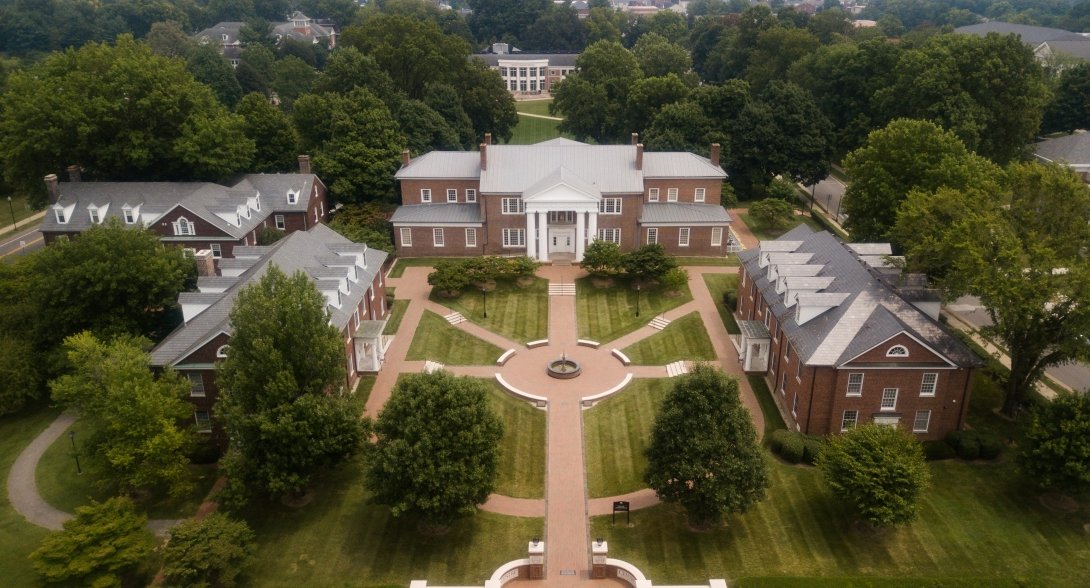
[382,299,409,336]
[488,385,545,499]
[702,274,741,335]
[514,99,555,117]
[621,312,716,365]
[576,278,693,343]
[406,311,504,365]
[432,278,548,343]
[388,257,453,278]
[749,375,787,438]
[509,114,565,144]
[674,256,741,267]
[591,458,1090,586]
[584,378,673,498]
[738,211,823,242]
[0,192,40,227]
[0,405,59,587]
[35,420,219,518]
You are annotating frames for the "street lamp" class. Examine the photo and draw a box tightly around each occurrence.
[635,283,641,318]
[480,285,488,318]
[810,183,816,214]
[6,196,15,230]
[68,430,82,475]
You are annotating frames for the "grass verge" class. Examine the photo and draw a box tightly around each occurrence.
[406,311,504,365]
[388,257,457,278]
[0,404,59,587]
[622,312,716,365]
[514,99,555,117]
[509,115,564,144]
[674,256,741,267]
[584,378,673,498]
[432,278,548,343]
[748,375,787,438]
[702,274,740,335]
[488,384,545,499]
[738,211,823,242]
[382,299,409,336]
[576,278,692,343]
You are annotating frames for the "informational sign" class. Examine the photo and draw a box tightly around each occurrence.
[612,500,631,525]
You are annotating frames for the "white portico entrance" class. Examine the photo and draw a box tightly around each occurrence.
[522,167,600,262]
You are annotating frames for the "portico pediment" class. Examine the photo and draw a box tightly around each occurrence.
[522,166,602,211]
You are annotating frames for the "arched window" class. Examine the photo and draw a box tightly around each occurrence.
[216,345,229,358]
[886,345,909,357]
[175,217,193,236]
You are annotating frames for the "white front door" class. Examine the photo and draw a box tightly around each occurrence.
[548,228,575,253]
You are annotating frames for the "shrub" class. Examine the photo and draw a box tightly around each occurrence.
[978,434,1004,460]
[802,436,825,465]
[661,267,689,292]
[923,440,957,461]
[945,430,965,450]
[722,289,737,309]
[779,433,805,464]
[748,198,795,230]
[766,178,799,201]
[957,437,981,460]
[769,429,792,453]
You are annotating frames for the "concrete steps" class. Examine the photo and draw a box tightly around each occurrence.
[548,283,576,296]
[649,316,671,330]
[444,312,467,325]
[666,361,690,378]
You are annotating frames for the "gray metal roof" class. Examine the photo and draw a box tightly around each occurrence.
[474,53,580,67]
[739,225,980,367]
[1035,132,1090,165]
[150,224,388,367]
[643,152,727,178]
[396,152,480,180]
[1042,39,1090,61]
[193,22,243,45]
[955,22,1087,45]
[738,320,769,339]
[390,203,483,225]
[641,203,731,225]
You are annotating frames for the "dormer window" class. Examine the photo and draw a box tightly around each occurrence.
[288,190,298,204]
[174,217,194,236]
[123,207,134,224]
[221,33,229,41]
[54,207,67,224]
[88,207,100,224]
[886,345,909,357]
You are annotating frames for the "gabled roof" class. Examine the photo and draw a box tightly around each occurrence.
[955,22,1088,45]
[396,152,480,180]
[522,167,601,202]
[150,224,387,367]
[194,22,243,46]
[643,152,726,178]
[738,225,980,367]
[1034,132,1090,166]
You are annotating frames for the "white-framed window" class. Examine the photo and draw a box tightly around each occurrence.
[123,207,135,224]
[194,411,212,433]
[216,345,229,358]
[549,211,574,223]
[920,373,938,396]
[796,358,803,382]
[501,197,524,214]
[420,188,432,203]
[88,208,100,224]
[446,188,458,202]
[288,190,298,204]
[886,344,909,357]
[711,227,723,246]
[466,188,477,202]
[465,228,477,247]
[401,227,412,247]
[646,227,658,244]
[433,228,445,247]
[210,243,222,259]
[678,227,690,247]
[763,310,771,329]
[695,188,706,203]
[54,207,67,224]
[847,373,864,396]
[667,188,678,202]
[648,188,659,202]
[599,198,622,214]
[841,410,858,431]
[881,388,898,411]
[174,217,194,236]
[187,373,205,397]
[275,214,285,230]
[502,228,525,247]
[597,228,621,244]
[913,410,931,433]
[791,391,799,416]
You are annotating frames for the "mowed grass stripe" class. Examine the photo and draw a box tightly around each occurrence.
[487,384,545,499]
[703,273,740,334]
[584,378,672,497]
[622,312,716,365]
[406,311,504,365]
[434,278,548,343]
[576,278,692,343]
[382,299,409,335]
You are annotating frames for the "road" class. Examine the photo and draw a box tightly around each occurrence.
[803,176,847,224]
[0,224,44,258]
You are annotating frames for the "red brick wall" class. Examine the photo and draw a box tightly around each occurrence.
[644,178,723,205]
[399,179,481,205]
[153,207,234,240]
[395,225,485,257]
[641,225,730,256]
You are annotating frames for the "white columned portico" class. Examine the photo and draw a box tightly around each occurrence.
[526,211,537,260]
[536,211,547,262]
[575,211,586,260]
[587,211,598,245]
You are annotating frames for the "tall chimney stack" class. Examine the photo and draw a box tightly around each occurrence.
[44,174,60,203]
[480,143,488,171]
[66,165,81,183]
[710,143,721,167]
[298,154,311,174]
[631,132,639,145]
[635,143,644,171]
[401,149,411,167]
[484,132,492,146]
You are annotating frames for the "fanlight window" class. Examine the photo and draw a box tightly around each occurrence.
[886,345,909,357]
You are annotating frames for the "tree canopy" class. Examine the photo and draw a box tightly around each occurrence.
[553,40,643,143]
[1021,392,1090,496]
[162,513,256,588]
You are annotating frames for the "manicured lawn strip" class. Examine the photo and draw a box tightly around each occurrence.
[509,114,564,144]
[674,256,741,267]
[243,455,543,587]
[738,211,823,242]
[576,278,693,343]
[406,311,504,365]
[621,312,716,365]
[0,405,59,587]
[584,378,672,498]
[382,299,409,335]
[514,99,555,117]
[0,192,39,226]
[432,278,548,343]
[388,257,455,278]
[591,459,1090,586]
[487,384,545,499]
[749,375,787,438]
[702,274,740,335]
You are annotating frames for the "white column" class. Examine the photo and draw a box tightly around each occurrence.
[537,211,548,261]
[575,210,586,261]
[588,211,598,245]
[526,211,537,260]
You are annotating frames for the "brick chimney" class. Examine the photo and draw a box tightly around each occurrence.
[484,132,492,145]
[194,249,216,277]
[635,143,644,171]
[710,143,721,167]
[67,165,81,182]
[401,149,411,167]
[631,132,639,145]
[44,174,60,203]
[479,143,488,170]
[298,154,311,174]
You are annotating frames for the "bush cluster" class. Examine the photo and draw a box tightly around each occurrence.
[769,429,824,465]
[946,429,1004,461]
[427,256,541,294]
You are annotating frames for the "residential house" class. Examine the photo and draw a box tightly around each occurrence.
[735,225,981,440]
[150,224,390,443]
[39,157,329,266]
[476,44,579,96]
[955,21,1090,66]
[391,136,732,261]
[1033,131,1090,181]
[194,12,336,66]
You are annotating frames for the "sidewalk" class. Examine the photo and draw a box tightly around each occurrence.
[0,209,45,236]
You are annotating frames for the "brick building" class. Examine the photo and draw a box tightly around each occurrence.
[391,137,732,261]
[475,45,578,97]
[39,157,328,267]
[150,224,389,443]
[735,226,981,440]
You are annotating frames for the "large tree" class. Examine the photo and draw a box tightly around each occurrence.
[217,266,367,502]
[645,364,768,529]
[1021,392,1090,496]
[553,40,643,143]
[236,92,297,173]
[187,43,244,108]
[365,371,504,528]
[1042,62,1090,134]
[0,35,254,205]
[632,32,691,78]
[51,332,194,497]
[162,513,256,588]
[818,424,931,528]
[894,162,1090,416]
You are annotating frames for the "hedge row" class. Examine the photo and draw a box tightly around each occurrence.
[769,429,825,465]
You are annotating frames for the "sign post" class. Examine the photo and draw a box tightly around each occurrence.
[612,500,630,525]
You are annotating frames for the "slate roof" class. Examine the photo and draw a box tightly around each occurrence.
[1042,39,1090,61]
[738,225,980,367]
[641,203,731,224]
[390,204,483,224]
[955,22,1087,45]
[475,53,580,67]
[150,224,387,367]
[194,22,243,46]
[1034,132,1090,165]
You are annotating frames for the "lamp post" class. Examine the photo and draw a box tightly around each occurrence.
[6,196,15,230]
[68,430,82,475]
[810,183,816,215]
[480,285,488,318]
[635,283,641,318]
